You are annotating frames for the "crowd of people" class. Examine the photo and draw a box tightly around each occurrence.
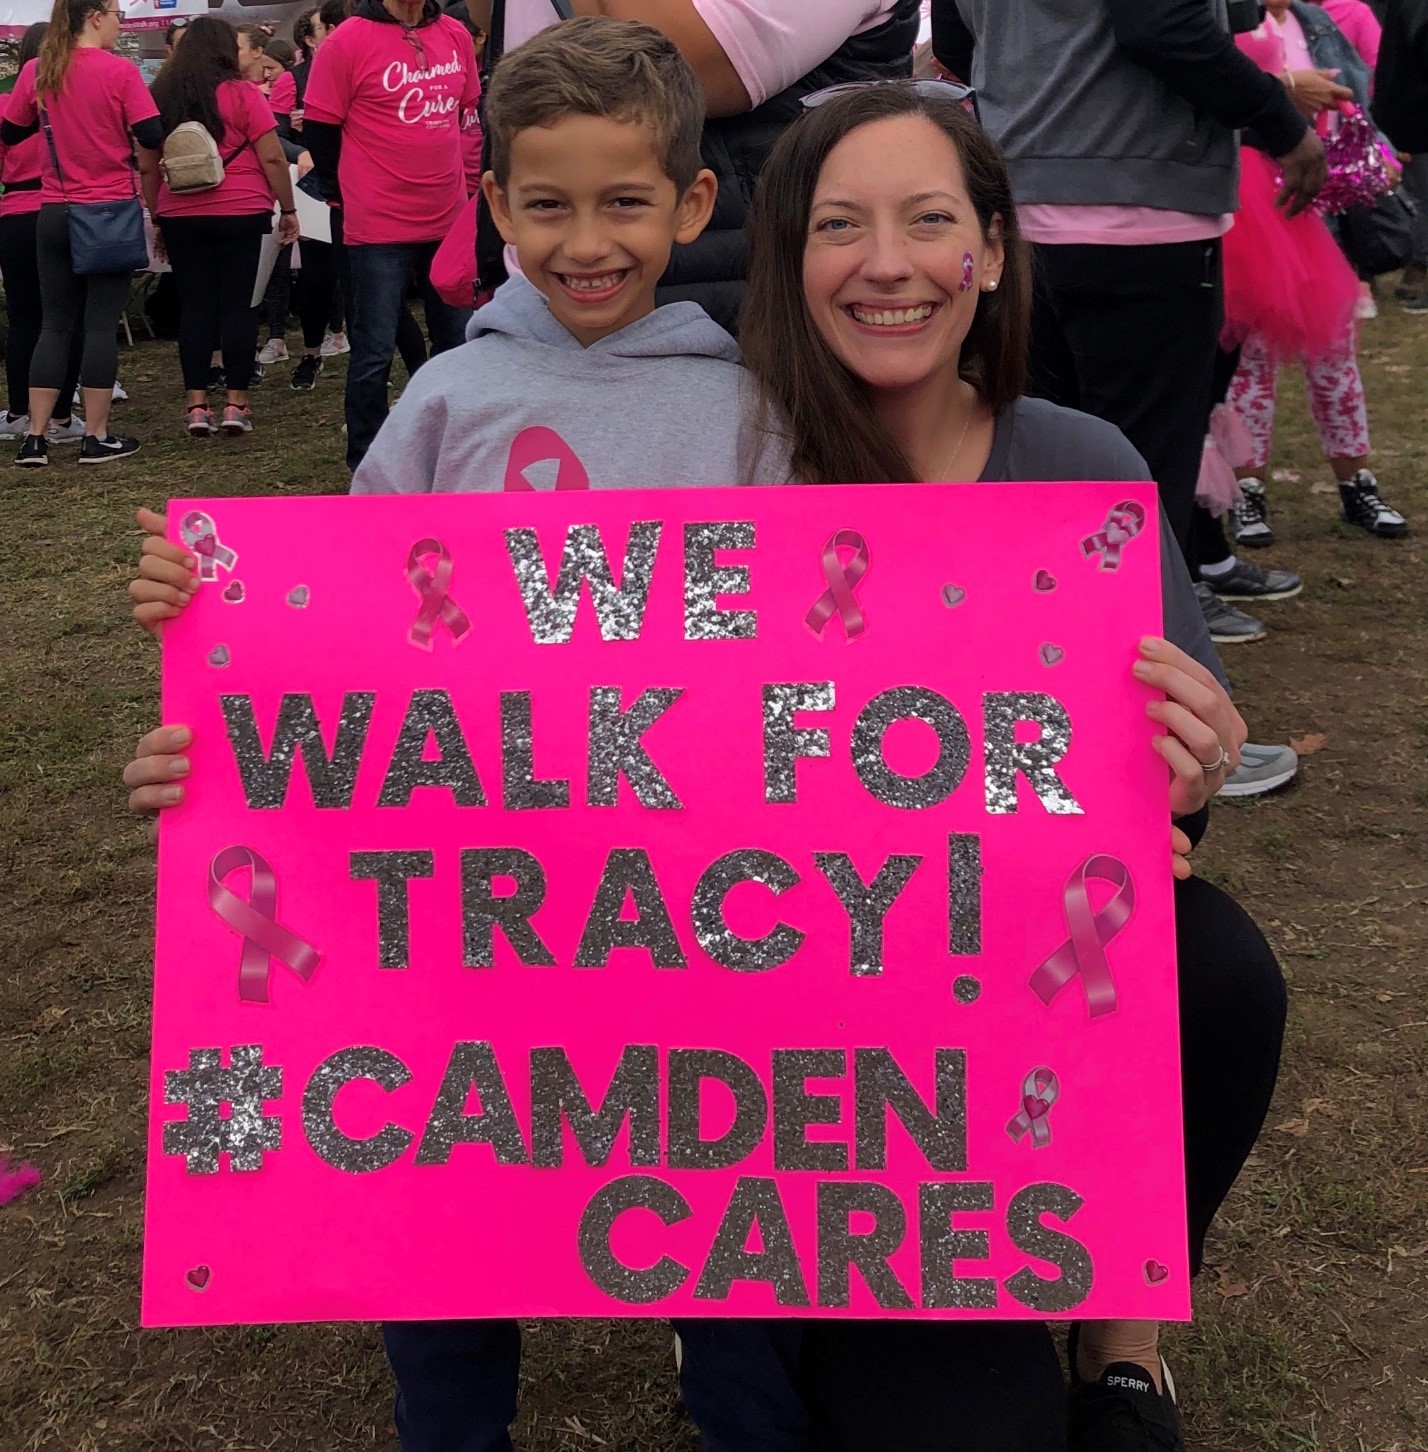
[1,0,1419,1446]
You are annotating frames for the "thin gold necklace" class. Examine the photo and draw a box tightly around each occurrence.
[926,392,975,482]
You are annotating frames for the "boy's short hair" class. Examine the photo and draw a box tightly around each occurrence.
[486,17,706,194]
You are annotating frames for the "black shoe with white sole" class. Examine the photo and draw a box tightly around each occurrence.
[291,354,323,390]
[79,432,140,464]
[15,433,48,467]
[1228,477,1274,548]
[1067,1324,1184,1451]
[1200,558,1303,601]
[1339,470,1408,538]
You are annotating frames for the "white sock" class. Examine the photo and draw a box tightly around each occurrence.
[1200,555,1238,579]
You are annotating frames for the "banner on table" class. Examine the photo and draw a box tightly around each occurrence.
[143,482,1187,1327]
[0,0,203,34]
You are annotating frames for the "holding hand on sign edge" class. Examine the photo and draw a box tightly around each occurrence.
[130,507,198,637]
[124,725,192,844]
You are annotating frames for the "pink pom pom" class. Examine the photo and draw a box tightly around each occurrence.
[0,1156,42,1207]
[1314,106,1396,214]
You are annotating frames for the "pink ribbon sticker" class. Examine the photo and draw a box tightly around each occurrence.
[1080,500,1147,572]
[208,846,322,1005]
[179,511,238,582]
[1005,1067,1059,1148]
[406,538,472,652]
[805,529,870,642]
[1028,854,1135,1018]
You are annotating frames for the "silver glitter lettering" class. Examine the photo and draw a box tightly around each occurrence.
[683,521,758,641]
[762,682,834,805]
[1003,1182,1094,1312]
[302,1046,412,1174]
[947,834,982,956]
[587,687,685,809]
[919,1182,998,1309]
[530,1045,660,1168]
[854,1048,966,1172]
[982,692,1082,816]
[666,1049,769,1170]
[506,521,662,645]
[574,849,686,968]
[693,1177,811,1306]
[377,690,486,808]
[851,687,970,809]
[460,848,556,968]
[578,1175,692,1304]
[414,1041,529,1166]
[817,1181,915,1309]
[691,850,805,972]
[772,1048,848,1172]
[499,691,570,810]
[163,1045,283,1174]
[349,850,435,968]
[814,852,921,976]
[222,692,374,809]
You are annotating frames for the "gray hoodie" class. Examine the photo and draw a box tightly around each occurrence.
[351,276,790,496]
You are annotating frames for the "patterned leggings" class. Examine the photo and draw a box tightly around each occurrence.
[1227,331,1371,473]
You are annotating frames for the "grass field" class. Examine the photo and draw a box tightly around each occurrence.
[1,299,1426,1451]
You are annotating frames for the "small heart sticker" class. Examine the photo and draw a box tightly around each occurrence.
[286,585,310,609]
[207,645,231,668]
[1033,570,1057,593]
[1040,643,1064,667]
[221,581,244,604]
[941,584,967,609]
[186,1265,211,1292]
[1143,1260,1169,1286]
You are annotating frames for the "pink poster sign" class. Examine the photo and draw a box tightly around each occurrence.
[143,482,1188,1328]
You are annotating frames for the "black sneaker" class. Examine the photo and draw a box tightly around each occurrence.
[248,362,265,389]
[1227,477,1274,548]
[15,433,47,467]
[79,432,140,464]
[1200,557,1302,600]
[291,354,323,391]
[1194,581,1266,643]
[1339,469,1408,539]
[1067,1324,1184,1451]
[1393,263,1426,303]
[207,366,226,391]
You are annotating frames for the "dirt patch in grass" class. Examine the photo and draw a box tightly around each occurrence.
[2,307,1427,1450]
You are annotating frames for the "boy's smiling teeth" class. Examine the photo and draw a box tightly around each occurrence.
[849,304,935,327]
[559,271,627,292]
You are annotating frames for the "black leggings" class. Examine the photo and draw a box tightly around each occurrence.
[676,873,1287,1451]
[0,209,81,418]
[296,207,345,350]
[160,211,270,393]
[32,203,131,394]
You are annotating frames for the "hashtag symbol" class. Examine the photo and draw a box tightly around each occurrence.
[163,1045,284,1174]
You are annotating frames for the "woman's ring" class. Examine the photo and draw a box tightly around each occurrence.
[1199,747,1233,775]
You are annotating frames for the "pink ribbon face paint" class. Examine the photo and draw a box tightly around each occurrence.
[960,251,976,293]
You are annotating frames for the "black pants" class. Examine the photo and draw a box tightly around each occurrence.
[0,209,81,418]
[32,203,131,394]
[1029,240,1224,554]
[381,874,1285,1451]
[296,207,345,350]
[160,211,270,393]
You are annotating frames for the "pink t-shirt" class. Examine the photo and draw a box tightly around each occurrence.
[1018,205,1232,247]
[156,80,278,220]
[1320,0,1381,69]
[1268,9,1315,72]
[5,49,158,206]
[0,129,44,219]
[460,76,483,200]
[269,69,297,121]
[303,14,478,246]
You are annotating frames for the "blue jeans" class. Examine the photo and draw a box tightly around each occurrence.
[381,1319,520,1452]
[345,240,470,472]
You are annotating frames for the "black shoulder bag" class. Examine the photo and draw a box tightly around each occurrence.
[40,103,149,276]
[475,0,575,294]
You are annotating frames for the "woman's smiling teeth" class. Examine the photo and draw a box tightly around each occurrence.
[849,303,935,327]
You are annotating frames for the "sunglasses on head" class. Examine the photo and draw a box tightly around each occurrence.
[801,77,981,125]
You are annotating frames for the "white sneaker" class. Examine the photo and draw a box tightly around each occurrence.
[46,415,86,443]
[0,412,29,439]
[320,329,350,357]
[258,338,289,365]
[111,380,128,402]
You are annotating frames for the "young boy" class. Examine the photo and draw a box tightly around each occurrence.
[126,18,787,1450]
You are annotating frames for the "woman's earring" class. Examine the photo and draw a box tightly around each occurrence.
[985,280,999,292]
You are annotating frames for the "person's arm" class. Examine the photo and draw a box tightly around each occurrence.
[132,115,164,151]
[1375,0,1428,151]
[301,32,347,199]
[0,118,36,146]
[302,118,341,201]
[137,142,161,218]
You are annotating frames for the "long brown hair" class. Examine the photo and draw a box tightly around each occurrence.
[37,0,107,98]
[741,86,1032,485]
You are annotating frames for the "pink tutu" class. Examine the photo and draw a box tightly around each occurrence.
[1221,147,1358,361]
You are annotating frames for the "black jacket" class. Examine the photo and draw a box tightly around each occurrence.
[1376,0,1428,151]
